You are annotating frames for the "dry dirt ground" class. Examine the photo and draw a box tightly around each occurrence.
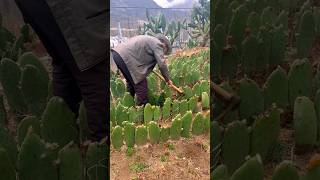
[110,134,210,180]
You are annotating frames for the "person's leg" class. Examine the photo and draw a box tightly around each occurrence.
[15,0,107,142]
[134,79,148,106]
[112,50,135,96]
[66,59,108,142]
[52,61,82,116]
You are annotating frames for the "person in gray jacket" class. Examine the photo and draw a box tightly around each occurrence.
[15,0,108,143]
[112,34,174,106]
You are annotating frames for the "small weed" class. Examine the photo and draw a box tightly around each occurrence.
[129,161,148,173]
[160,154,168,162]
[168,143,174,151]
[126,147,135,157]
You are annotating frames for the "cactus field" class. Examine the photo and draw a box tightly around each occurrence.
[110,48,210,179]
[0,14,108,179]
[212,0,320,179]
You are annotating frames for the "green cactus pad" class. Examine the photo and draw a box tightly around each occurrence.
[58,143,82,180]
[181,111,193,138]
[238,78,264,119]
[41,97,78,146]
[21,65,48,117]
[294,96,317,148]
[160,127,170,142]
[124,122,135,148]
[192,113,204,135]
[86,142,109,180]
[170,115,182,140]
[250,107,281,160]
[272,161,299,180]
[135,125,148,146]
[264,66,288,109]
[222,121,250,173]
[17,116,40,146]
[111,126,123,150]
[153,106,161,121]
[144,103,153,124]
[148,121,160,144]
[0,148,16,180]
[122,92,135,107]
[230,155,264,180]
[162,98,172,119]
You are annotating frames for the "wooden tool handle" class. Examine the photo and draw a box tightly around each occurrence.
[212,82,233,102]
[152,70,184,94]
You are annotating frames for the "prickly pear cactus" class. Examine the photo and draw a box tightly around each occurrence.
[160,127,170,142]
[135,125,148,146]
[203,114,210,133]
[162,98,172,119]
[18,52,49,82]
[192,113,204,135]
[288,59,312,107]
[211,121,222,168]
[293,96,317,148]
[213,24,226,49]
[202,92,210,109]
[124,122,135,148]
[188,96,198,113]
[41,97,78,146]
[296,10,316,58]
[270,25,286,66]
[229,4,249,50]
[264,66,288,109]
[111,126,123,150]
[221,39,239,79]
[115,103,129,126]
[17,116,40,146]
[230,155,264,180]
[153,106,161,121]
[261,6,276,26]
[222,121,250,173]
[172,100,180,117]
[21,65,48,117]
[314,90,320,140]
[242,34,259,75]
[250,107,281,160]
[144,103,153,124]
[115,78,126,98]
[170,115,182,140]
[86,142,109,180]
[238,77,264,119]
[247,12,260,36]
[181,111,193,138]
[148,121,160,144]
[0,148,16,180]
[272,161,299,180]
[0,58,27,119]
[122,92,135,107]
[0,126,18,168]
[211,164,229,180]
[19,132,58,180]
[179,99,188,115]
[58,143,82,180]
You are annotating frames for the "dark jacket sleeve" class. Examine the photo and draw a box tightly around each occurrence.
[151,41,170,82]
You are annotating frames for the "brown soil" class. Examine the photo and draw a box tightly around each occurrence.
[110,135,210,180]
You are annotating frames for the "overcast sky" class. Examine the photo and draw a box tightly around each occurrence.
[153,0,197,8]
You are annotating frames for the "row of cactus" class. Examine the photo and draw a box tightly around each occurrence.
[0,52,50,121]
[213,0,320,82]
[0,96,108,179]
[212,107,281,173]
[214,58,316,122]
[111,111,210,150]
[212,153,320,180]
[111,93,210,127]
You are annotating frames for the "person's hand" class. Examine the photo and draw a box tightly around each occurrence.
[167,80,173,87]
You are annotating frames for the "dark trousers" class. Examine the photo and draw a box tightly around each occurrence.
[15,0,108,142]
[111,50,148,106]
